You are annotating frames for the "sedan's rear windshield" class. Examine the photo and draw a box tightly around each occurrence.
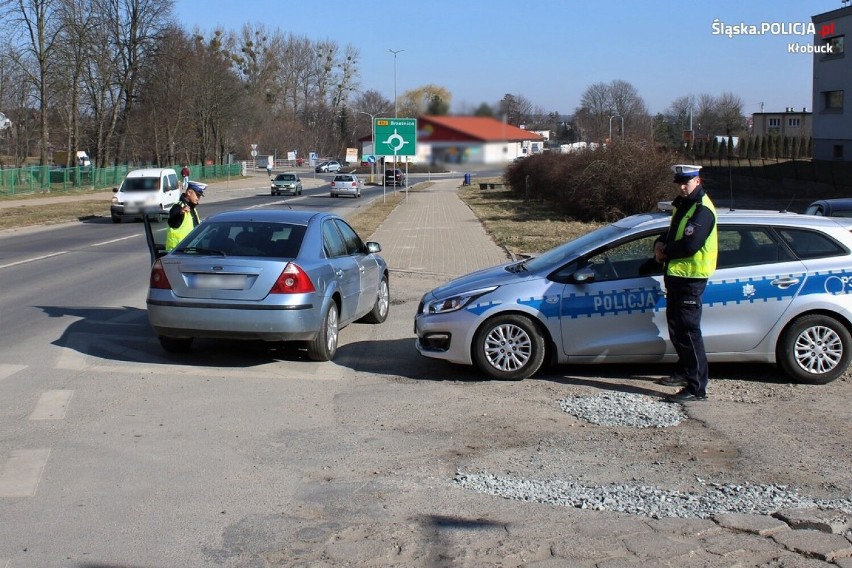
[121,177,160,191]
[176,221,307,258]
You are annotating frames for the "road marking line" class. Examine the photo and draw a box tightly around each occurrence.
[55,334,89,370]
[0,251,68,269]
[92,234,140,246]
[0,448,51,497]
[29,390,74,420]
[0,364,27,382]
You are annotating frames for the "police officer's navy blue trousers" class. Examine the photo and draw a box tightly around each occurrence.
[664,276,709,397]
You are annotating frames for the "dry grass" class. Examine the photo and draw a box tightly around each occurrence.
[457,182,602,256]
[0,199,108,231]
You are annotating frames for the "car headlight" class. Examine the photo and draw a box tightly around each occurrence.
[424,286,498,315]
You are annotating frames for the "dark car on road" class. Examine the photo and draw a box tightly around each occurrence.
[804,198,852,218]
[385,168,406,186]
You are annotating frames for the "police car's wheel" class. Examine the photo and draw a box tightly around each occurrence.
[473,314,545,381]
[777,314,851,384]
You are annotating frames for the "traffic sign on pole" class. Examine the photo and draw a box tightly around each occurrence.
[374,118,417,157]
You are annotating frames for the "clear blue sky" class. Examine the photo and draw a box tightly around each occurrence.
[173,0,843,116]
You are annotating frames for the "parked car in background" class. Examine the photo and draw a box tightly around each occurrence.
[270,172,303,196]
[145,210,390,362]
[415,209,852,385]
[315,160,342,173]
[110,167,180,223]
[804,198,852,218]
[385,168,406,186]
[330,174,361,198]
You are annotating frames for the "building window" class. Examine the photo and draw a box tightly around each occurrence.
[824,90,844,111]
[768,118,781,127]
[824,35,844,56]
[788,118,800,127]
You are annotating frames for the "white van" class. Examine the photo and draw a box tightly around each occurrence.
[110,168,180,223]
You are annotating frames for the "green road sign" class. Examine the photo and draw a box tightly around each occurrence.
[374,118,417,157]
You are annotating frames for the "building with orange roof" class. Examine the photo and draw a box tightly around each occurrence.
[361,115,547,164]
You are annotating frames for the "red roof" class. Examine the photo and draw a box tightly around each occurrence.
[418,116,545,143]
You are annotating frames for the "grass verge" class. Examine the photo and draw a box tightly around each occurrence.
[456,183,602,256]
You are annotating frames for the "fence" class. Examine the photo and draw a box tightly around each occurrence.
[695,157,852,196]
[0,162,243,197]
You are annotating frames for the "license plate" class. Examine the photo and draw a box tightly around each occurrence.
[193,274,247,289]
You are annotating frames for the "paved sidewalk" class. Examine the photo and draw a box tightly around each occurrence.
[369,178,511,277]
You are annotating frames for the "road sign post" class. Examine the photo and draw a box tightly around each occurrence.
[375,118,416,202]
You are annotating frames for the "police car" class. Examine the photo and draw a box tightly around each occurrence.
[414,209,852,384]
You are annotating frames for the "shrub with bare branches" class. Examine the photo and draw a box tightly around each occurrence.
[505,142,679,222]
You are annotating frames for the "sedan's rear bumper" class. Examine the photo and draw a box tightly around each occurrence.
[147,300,321,341]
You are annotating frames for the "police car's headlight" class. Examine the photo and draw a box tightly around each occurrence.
[425,286,498,314]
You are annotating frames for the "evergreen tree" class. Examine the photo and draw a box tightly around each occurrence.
[760,136,768,158]
[790,136,800,159]
[782,136,790,159]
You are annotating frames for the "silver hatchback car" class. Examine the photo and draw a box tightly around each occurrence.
[146,210,390,361]
[415,210,852,384]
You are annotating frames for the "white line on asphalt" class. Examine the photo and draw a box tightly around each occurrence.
[91,234,140,246]
[29,390,74,420]
[0,448,51,498]
[0,364,26,382]
[0,251,68,269]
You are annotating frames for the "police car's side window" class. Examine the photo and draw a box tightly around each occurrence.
[585,233,663,281]
[717,227,794,268]
[776,228,847,260]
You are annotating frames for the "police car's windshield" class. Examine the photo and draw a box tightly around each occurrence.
[522,224,627,271]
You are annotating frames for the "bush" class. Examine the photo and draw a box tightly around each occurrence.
[504,142,678,222]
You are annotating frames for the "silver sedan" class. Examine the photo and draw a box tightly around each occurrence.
[147,210,390,360]
[415,210,852,384]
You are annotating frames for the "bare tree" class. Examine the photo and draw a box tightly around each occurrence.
[54,0,98,165]
[6,0,63,165]
[716,91,745,135]
[398,84,451,118]
[575,82,611,142]
[98,0,174,163]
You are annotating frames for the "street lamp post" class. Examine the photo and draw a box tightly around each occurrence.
[609,115,624,143]
[388,49,404,183]
[388,49,404,118]
[357,110,377,184]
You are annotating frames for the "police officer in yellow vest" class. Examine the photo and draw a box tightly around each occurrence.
[165,181,206,251]
[654,165,717,402]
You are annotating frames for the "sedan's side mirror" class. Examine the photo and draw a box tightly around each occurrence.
[366,242,382,254]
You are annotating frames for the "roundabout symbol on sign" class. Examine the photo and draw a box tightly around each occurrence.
[381,129,409,153]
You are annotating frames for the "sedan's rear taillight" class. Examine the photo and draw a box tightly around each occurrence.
[150,259,172,289]
[270,262,316,294]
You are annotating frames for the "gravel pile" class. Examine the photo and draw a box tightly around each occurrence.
[454,392,852,519]
[557,392,685,428]
[453,472,852,519]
